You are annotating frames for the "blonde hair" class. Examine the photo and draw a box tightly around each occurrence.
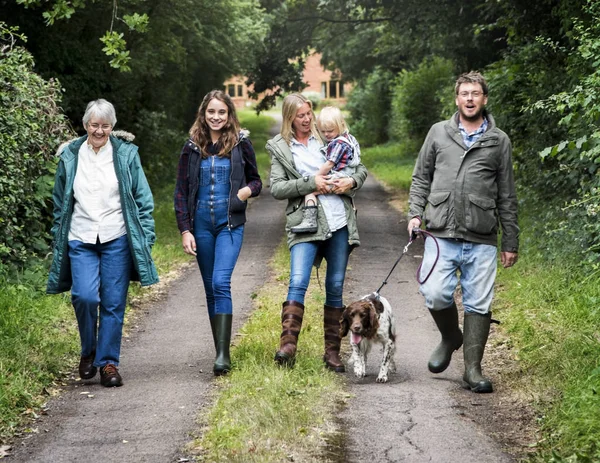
[318,106,348,135]
[189,90,241,158]
[280,93,321,145]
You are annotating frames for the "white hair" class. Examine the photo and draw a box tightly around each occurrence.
[82,99,117,127]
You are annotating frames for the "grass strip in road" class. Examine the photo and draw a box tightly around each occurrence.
[190,243,348,462]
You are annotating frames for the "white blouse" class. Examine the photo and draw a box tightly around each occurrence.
[68,140,127,244]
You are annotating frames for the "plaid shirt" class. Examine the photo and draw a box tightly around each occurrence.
[459,118,488,148]
[174,137,262,233]
[326,133,354,171]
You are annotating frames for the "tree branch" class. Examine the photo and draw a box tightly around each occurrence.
[287,15,398,25]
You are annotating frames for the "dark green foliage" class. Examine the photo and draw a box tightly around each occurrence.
[0,23,73,266]
[389,57,455,146]
[346,68,393,147]
[0,0,267,188]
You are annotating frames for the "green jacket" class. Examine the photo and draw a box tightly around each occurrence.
[266,134,368,250]
[47,133,159,294]
[408,112,519,252]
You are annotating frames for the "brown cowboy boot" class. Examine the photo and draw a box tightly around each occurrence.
[274,301,304,367]
[323,304,345,372]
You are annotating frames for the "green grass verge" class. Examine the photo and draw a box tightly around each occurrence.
[191,243,347,462]
[492,212,600,462]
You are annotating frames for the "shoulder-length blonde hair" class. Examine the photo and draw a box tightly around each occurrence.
[189,90,241,158]
[280,93,321,145]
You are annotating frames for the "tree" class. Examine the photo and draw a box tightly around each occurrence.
[0,0,268,185]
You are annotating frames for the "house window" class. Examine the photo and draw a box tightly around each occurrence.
[237,85,243,97]
[227,84,235,97]
[321,82,327,99]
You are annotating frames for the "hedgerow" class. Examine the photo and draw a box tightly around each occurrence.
[0,23,73,269]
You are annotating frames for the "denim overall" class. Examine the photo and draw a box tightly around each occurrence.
[193,155,244,317]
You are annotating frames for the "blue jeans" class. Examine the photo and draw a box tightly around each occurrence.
[419,237,497,314]
[68,235,132,367]
[194,200,244,317]
[287,227,350,307]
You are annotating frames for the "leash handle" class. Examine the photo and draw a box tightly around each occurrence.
[414,229,439,284]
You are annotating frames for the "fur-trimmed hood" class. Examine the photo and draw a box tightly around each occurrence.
[56,130,136,156]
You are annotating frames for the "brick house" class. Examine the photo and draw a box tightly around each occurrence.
[223,52,351,108]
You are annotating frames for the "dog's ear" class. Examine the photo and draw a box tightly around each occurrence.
[372,298,385,314]
[339,307,350,338]
[365,302,380,338]
[365,293,385,314]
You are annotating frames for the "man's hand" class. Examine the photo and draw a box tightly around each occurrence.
[407,217,422,237]
[500,251,518,268]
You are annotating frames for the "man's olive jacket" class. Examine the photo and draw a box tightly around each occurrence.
[408,112,519,252]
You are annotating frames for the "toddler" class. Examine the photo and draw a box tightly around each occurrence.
[291,106,361,233]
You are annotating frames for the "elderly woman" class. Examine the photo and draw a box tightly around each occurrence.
[266,93,367,371]
[47,99,158,387]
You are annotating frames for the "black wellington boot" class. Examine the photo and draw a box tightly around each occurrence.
[428,303,463,373]
[462,312,493,393]
[213,314,233,376]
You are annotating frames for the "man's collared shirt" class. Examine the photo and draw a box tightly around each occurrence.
[290,136,347,232]
[69,140,127,244]
[459,117,488,148]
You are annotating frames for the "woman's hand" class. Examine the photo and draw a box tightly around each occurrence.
[314,174,332,194]
[330,176,355,194]
[237,186,252,201]
[182,232,197,256]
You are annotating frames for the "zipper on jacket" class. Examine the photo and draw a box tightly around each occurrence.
[227,151,233,230]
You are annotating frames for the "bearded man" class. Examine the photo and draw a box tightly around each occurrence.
[407,71,519,393]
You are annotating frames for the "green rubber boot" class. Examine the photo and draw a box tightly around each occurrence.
[213,314,233,376]
[462,312,493,393]
[428,303,463,373]
[209,316,217,349]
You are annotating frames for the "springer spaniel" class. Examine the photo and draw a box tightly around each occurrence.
[339,293,396,383]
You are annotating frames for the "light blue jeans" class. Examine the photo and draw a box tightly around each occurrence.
[287,226,350,307]
[68,235,132,367]
[419,237,497,314]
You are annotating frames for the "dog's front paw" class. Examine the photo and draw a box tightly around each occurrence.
[353,365,366,378]
[376,373,389,383]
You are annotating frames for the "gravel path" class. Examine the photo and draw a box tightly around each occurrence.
[339,175,514,462]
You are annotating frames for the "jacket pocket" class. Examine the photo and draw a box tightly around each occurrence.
[230,194,248,213]
[425,191,451,230]
[285,200,304,230]
[465,194,497,234]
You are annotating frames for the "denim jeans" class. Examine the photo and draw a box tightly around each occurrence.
[287,226,350,307]
[419,237,497,314]
[68,235,132,367]
[194,200,244,317]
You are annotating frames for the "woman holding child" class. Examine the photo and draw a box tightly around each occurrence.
[266,93,367,371]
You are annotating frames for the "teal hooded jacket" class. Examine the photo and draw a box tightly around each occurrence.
[47,132,159,294]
